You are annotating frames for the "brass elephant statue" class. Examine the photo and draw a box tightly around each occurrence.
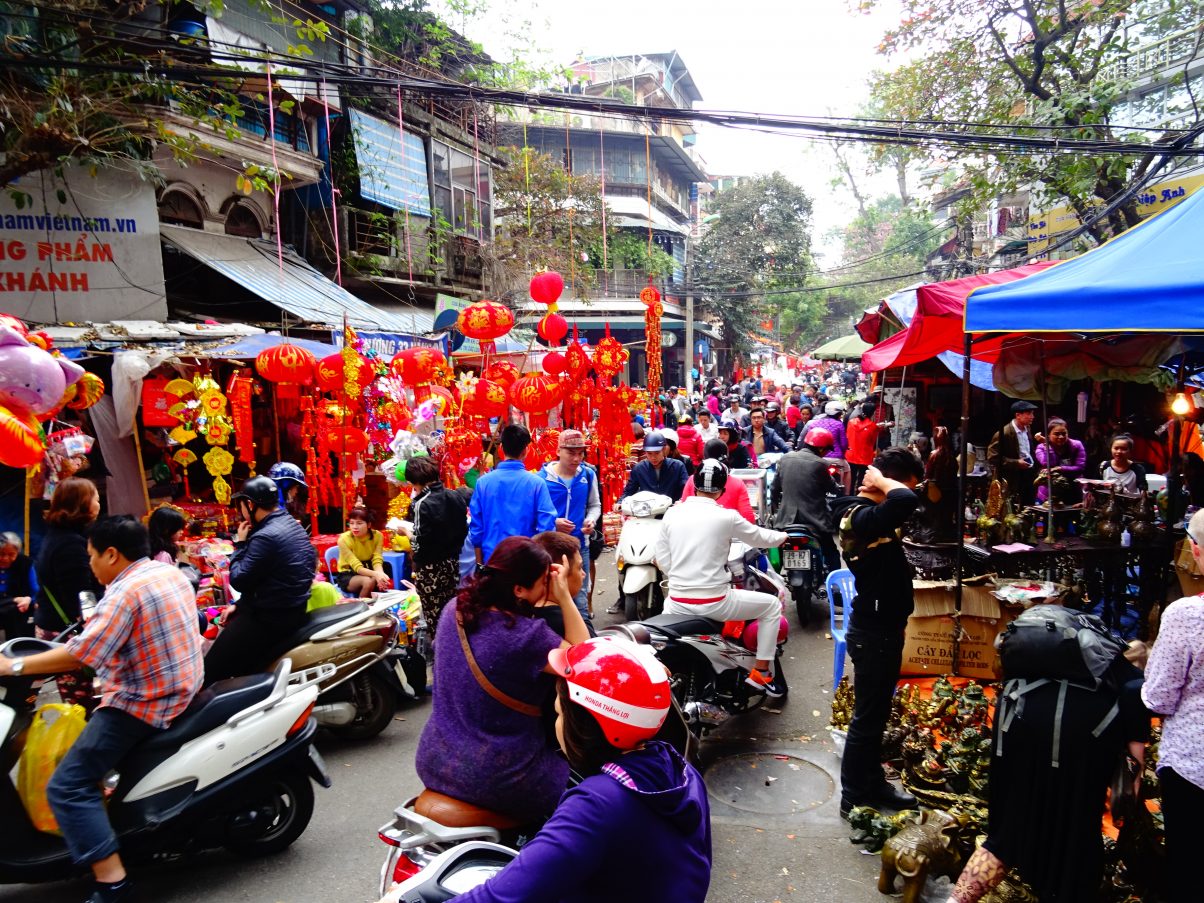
[878,809,964,903]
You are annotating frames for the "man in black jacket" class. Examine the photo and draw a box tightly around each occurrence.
[204,475,316,685]
[830,447,923,816]
[771,430,840,572]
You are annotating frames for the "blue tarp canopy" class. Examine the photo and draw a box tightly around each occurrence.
[208,333,339,359]
[966,187,1204,333]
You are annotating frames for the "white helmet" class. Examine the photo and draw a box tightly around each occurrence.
[824,401,846,417]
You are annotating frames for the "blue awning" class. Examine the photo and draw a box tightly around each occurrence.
[208,333,340,359]
[349,109,431,216]
[161,224,419,333]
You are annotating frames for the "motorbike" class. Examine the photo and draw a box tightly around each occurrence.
[275,592,424,741]
[0,637,332,883]
[605,540,790,737]
[615,491,672,621]
[778,524,829,627]
[380,841,516,902]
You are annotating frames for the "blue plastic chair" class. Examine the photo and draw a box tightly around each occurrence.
[324,545,355,598]
[825,568,856,688]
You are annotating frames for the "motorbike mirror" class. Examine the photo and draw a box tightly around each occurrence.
[600,623,652,645]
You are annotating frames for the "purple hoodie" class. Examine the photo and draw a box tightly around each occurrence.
[458,741,712,903]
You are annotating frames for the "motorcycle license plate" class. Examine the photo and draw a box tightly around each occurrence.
[783,549,811,570]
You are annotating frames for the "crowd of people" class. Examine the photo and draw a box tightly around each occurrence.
[0,360,1202,903]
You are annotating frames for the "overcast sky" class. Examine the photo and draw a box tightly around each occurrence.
[434,0,906,262]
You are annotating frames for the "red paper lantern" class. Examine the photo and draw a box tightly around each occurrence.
[639,285,661,307]
[256,344,316,385]
[316,352,374,393]
[542,352,567,377]
[327,425,369,456]
[457,300,515,353]
[483,361,521,388]
[463,379,508,419]
[536,313,569,346]
[529,271,564,305]
[390,347,447,385]
[510,373,562,415]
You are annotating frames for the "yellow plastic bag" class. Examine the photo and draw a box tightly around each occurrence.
[17,703,87,834]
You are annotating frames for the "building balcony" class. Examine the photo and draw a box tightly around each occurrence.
[157,108,323,188]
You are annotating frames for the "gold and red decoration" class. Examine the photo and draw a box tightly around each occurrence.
[225,371,257,470]
[255,343,316,388]
[644,282,663,426]
[591,325,629,381]
[639,285,661,307]
[510,373,563,430]
[536,312,568,347]
[457,299,515,356]
[562,327,590,380]
[482,360,521,389]
[203,447,234,505]
[390,346,447,402]
[463,378,508,421]
[317,352,374,395]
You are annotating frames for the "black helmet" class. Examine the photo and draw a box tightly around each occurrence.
[231,475,279,510]
[693,459,729,494]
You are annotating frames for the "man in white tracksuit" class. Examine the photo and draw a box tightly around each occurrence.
[655,460,789,696]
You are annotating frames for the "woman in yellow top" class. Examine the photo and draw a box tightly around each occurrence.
[336,507,389,597]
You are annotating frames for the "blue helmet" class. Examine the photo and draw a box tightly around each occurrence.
[268,461,307,488]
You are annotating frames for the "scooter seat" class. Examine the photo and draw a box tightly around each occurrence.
[138,672,277,753]
[414,788,524,830]
[642,613,725,638]
[279,600,368,649]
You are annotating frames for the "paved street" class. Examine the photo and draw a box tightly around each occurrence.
[0,549,885,902]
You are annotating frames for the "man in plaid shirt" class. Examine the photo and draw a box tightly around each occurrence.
[0,515,202,903]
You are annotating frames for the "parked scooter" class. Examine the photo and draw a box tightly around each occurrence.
[275,592,423,741]
[615,491,672,621]
[778,524,829,626]
[606,542,790,737]
[0,637,332,883]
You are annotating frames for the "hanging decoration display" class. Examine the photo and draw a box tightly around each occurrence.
[591,325,629,381]
[255,343,316,398]
[562,326,590,380]
[456,300,515,356]
[0,322,88,468]
[317,352,373,395]
[225,371,258,470]
[390,346,447,402]
[482,360,521,389]
[202,447,234,505]
[542,352,567,377]
[536,312,568,347]
[510,373,562,429]
[642,283,664,427]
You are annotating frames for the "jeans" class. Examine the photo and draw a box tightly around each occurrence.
[48,707,161,865]
[840,626,905,804]
[573,546,594,630]
[1160,766,1204,902]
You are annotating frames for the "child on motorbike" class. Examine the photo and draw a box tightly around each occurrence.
[386,637,712,903]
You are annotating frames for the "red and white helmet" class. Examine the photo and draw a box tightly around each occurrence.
[803,426,835,450]
[548,637,671,750]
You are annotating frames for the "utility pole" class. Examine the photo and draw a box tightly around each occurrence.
[685,238,695,398]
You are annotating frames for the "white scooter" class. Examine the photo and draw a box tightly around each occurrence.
[615,491,673,621]
[380,841,516,902]
[0,637,333,883]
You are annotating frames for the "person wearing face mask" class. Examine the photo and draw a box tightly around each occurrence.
[203,475,316,685]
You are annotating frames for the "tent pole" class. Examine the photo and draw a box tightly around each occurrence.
[1038,342,1054,544]
[954,334,972,677]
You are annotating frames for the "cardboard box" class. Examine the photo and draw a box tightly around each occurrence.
[901,578,1017,680]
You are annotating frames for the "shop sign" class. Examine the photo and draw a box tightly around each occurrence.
[329,329,445,357]
[1027,172,1204,256]
[0,166,166,322]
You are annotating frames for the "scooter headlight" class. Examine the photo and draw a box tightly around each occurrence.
[631,500,652,518]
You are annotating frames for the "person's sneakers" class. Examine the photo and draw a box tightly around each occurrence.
[84,879,136,903]
[605,601,624,615]
[745,668,785,698]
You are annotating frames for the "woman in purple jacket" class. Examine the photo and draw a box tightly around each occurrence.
[451,637,712,903]
[1033,418,1087,503]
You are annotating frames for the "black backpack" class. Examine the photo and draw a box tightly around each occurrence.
[996,604,1126,689]
[994,605,1127,768]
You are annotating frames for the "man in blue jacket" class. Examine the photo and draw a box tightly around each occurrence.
[205,475,316,685]
[539,430,601,622]
[621,431,689,502]
[470,424,557,566]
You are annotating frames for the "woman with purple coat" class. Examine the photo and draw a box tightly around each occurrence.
[447,638,711,903]
[415,537,589,823]
[1033,418,1087,503]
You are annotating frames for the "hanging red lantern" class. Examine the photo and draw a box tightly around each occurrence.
[327,425,369,457]
[542,352,567,377]
[536,313,568,347]
[463,379,508,419]
[510,373,563,428]
[639,285,661,307]
[482,360,521,388]
[457,300,515,354]
[256,344,316,385]
[390,346,447,402]
[529,270,565,306]
[563,331,589,379]
[316,352,373,393]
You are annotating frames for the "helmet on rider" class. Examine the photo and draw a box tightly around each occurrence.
[693,458,729,494]
[231,475,279,510]
[824,400,846,417]
[548,637,671,750]
[803,426,836,452]
[268,461,308,488]
[765,401,781,414]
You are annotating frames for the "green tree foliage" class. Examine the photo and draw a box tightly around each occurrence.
[485,145,608,300]
[862,0,1202,242]
[693,172,816,356]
